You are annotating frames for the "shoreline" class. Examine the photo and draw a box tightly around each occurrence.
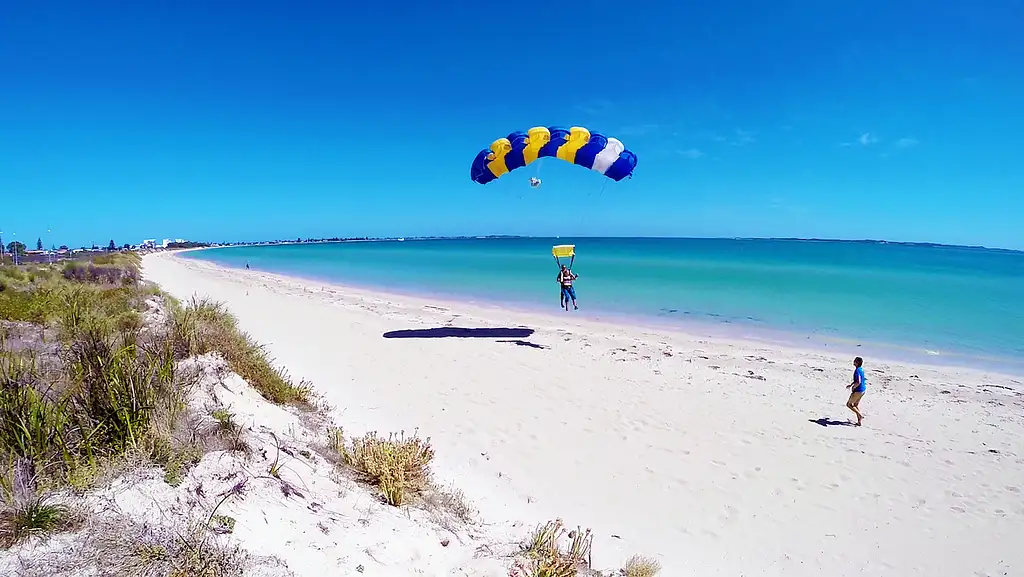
[179,248,1024,378]
[143,251,1024,576]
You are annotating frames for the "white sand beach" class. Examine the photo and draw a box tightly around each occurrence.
[140,251,1024,577]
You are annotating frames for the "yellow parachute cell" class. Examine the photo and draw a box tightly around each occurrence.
[552,245,575,259]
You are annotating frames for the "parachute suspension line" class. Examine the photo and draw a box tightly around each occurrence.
[576,178,609,232]
[552,255,575,270]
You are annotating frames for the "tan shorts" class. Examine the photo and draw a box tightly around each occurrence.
[847,391,865,407]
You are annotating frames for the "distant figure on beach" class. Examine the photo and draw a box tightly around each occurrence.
[245,262,250,270]
[557,264,578,311]
[846,356,867,426]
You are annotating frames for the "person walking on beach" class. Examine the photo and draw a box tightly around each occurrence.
[557,264,578,311]
[846,356,867,426]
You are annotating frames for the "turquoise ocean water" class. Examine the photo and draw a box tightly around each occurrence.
[183,238,1024,373]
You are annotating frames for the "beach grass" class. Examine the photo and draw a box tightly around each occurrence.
[2,253,663,575]
[511,519,593,577]
[0,253,311,551]
[509,518,660,577]
[0,492,84,549]
[167,296,312,406]
[619,554,662,577]
[333,429,435,506]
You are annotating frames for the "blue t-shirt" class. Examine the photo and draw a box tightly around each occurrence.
[853,366,867,393]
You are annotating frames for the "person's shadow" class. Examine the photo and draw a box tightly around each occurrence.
[809,417,855,427]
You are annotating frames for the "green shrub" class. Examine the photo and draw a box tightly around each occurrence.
[169,298,311,406]
[0,493,83,549]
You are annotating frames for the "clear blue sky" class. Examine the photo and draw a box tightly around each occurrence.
[2,1,1022,249]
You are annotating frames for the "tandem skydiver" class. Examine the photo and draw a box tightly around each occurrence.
[557,264,578,311]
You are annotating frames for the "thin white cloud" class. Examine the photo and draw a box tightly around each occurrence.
[841,132,879,147]
[734,129,756,145]
[895,137,919,148]
[678,148,705,159]
[711,128,756,146]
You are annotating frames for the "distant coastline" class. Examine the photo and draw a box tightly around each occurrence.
[192,235,1021,254]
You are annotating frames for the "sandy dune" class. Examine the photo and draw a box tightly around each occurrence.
[142,251,1024,577]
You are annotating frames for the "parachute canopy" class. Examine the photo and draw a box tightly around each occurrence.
[552,244,575,269]
[552,245,575,259]
[471,126,638,185]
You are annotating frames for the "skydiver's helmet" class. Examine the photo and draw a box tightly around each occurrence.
[529,177,541,188]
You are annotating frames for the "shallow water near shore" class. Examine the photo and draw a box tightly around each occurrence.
[183,237,1024,374]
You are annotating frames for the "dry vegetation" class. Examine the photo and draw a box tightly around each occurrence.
[330,428,435,506]
[507,519,661,577]
[0,254,307,574]
[1,254,662,576]
[167,297,311,406]
[618,554,662,577]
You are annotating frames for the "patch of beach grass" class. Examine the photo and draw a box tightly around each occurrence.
[511,519,659,577]
[619,554,661,577]
[0,256,203,493]
[511,519,593,577]
[205,407,251,456]
[330,429,435,506]
[168,297,312,406]
[29,493,255,577]
[0,494,83,549]
[0,467,85,550]
[423,483,477,528]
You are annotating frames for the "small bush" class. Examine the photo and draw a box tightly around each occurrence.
[0,289,53,323]
[620,555,661,577]
[424,484,476,525]
[207,408,250,456]
[0,493,83,549]
[62,261,139,286]
[160,445,203,487]
[511,519,593,577]
[338,430,434,506]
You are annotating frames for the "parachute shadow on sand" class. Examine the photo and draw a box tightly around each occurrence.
[809,417,856,427]
[382,327,535,340]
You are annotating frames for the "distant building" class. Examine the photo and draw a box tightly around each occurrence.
[141,239,156,249]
